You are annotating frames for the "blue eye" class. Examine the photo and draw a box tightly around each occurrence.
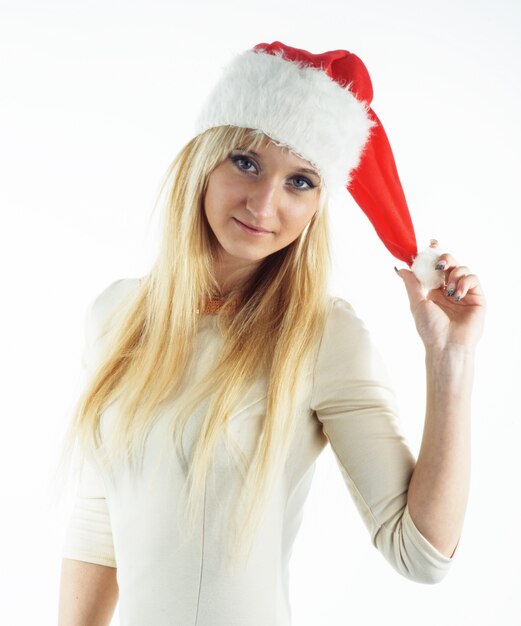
[230,154,316,192]
[291,176,314,191]
[231,155,257,173]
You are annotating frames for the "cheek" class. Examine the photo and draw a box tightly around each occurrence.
[203,187,222,228]
[282,205,316,237]
[203,188,241,242]
[205,178,243,223]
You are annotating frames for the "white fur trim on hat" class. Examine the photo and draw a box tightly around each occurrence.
[194,48,376,194]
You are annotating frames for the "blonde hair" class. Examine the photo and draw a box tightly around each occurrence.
[62,125,333,569]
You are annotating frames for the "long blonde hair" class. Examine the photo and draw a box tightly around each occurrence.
[62,125,333,568]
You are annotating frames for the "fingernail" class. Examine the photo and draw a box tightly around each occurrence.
[435,262,446,270]
[394,266,401,276]
[447,287,455,297]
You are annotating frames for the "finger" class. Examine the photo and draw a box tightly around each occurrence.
[434,252,459,271]
[447,273,482,302]
[445,265,471,296]
[396,267,425,309]
[446,265,471,283]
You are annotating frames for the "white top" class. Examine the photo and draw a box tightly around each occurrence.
[63,278,455,626]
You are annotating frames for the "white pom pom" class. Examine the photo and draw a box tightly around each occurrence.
[411,240,446,291]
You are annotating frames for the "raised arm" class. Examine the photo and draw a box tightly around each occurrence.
[310,297,456,583]
[395,251,486,558]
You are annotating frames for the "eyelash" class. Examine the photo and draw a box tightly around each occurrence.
[230,155,316,192]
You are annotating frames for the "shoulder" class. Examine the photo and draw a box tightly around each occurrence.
[327,295,358,317]
[89,277,141,321]
[315,295,380,365]
[324,295,368,335]
[86,277,141,343]
[311,296,393,404]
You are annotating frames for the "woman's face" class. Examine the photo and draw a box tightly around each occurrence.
[203,135,322,289]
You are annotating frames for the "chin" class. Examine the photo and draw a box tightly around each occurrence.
[230,248,268,263]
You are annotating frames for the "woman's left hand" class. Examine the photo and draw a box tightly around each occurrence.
[395,252,487,352]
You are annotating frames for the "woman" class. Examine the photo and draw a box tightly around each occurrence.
[58,42,486,626]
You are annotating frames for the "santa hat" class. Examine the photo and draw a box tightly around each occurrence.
[194,41,444,290]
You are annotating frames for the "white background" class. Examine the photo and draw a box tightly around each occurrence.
[1,0,520,624]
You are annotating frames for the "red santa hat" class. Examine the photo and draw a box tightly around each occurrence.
[194,41,444,290]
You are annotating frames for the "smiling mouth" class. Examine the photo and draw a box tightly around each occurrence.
[233,218,272,235]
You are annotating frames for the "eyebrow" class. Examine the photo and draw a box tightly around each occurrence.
[236,149,322,181]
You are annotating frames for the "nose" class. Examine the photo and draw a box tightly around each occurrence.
[245,175,281,219]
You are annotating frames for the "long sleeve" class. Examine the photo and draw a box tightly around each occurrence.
[310,297,454,584]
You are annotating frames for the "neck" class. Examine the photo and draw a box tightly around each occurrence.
[212,252,261,296]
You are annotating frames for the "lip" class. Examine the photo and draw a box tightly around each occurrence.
[233,218,273,236]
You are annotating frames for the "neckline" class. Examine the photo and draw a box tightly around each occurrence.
[197,297,237,315]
